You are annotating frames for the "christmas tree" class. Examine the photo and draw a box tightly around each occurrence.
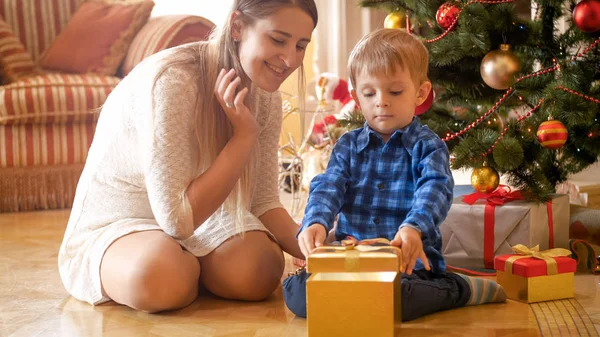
[352,0,600,201]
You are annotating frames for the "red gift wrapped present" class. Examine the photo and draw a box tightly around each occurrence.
[494,244,576,303]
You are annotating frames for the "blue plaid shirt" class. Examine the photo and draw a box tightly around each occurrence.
[300,117,454,274]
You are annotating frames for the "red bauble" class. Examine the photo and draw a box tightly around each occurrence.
[573,0,600,33]
[436,2,460,29]
[536,120,568,149]
[415,90,435,116]
[311,114,338,134]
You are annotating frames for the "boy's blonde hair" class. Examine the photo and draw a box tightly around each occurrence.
[348,29,429,89]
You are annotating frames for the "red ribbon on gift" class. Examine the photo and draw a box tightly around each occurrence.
[462,186,524,269]
[461,185,555,269]
[462,185,524,206]
[547,201,554,249]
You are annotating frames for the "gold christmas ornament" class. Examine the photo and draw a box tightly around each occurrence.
[471,165,500,193]
[480,44,521,90]
[384,11,406,29]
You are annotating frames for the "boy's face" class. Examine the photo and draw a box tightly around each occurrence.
[351,66,431,142]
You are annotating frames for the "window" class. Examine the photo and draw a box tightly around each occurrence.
[151,0,233,27]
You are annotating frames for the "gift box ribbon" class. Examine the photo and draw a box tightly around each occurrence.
[311,238,402,272]
[505,244,572,275]
[462,185,557,269]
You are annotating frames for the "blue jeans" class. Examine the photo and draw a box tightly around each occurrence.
[283,269,470,321]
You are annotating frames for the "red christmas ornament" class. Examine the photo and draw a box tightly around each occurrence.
[573,0,600,33]
[536,120,568,149]
[415,89,435,116]
[312,115,338,134]
[436,2,460,29]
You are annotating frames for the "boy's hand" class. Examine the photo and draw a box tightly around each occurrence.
[391,226,431,275]
[298,224,327,259]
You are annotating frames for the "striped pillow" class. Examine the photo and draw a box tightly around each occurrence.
[39,0,155,76]
[0,17,37,83]
[120,15,214,77]
[0,0,85,62]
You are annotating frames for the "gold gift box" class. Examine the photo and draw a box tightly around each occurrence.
[494,245,577,303]
[306,244,402,337]
[496,271,574,303]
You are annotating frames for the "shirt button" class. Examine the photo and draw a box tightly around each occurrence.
[377,183,385,190]
[373,218,380,224]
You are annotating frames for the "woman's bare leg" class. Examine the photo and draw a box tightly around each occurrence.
[100,230,201,313]
[198,231,285,301]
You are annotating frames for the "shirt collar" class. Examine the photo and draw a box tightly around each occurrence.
[356,117,421,153]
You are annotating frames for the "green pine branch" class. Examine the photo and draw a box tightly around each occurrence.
[338,108,366,131]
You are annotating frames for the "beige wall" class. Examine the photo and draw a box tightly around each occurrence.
[279,37,316,149]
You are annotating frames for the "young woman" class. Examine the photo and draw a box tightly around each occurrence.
[58,0,318,313]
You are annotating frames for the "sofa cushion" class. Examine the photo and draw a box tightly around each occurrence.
[39,0,154,76]
[0,73,120,125]
[120,15,214,76]
[0,0,85,62]
[0,17,37,83]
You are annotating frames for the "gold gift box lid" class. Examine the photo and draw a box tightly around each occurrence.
[307,242,402,273]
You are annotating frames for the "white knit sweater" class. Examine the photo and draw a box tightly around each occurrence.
[58,43,284,305]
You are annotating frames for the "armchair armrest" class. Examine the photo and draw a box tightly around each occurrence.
[119,14,215,77]
[0,17,37,83]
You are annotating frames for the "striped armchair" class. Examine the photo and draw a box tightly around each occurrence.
[0,0,214,212]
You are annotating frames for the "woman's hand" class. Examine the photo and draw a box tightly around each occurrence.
[214,68,259,138]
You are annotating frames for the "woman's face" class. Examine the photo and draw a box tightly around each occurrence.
[235,7,314,92]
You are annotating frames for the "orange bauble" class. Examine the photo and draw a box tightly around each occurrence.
[536,120,568,149]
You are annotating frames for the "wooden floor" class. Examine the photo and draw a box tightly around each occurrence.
[1,209,599,337]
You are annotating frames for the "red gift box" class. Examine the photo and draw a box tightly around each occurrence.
[495,255,576,277]
[494,245,576,303]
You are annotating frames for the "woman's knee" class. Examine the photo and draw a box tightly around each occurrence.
[200,231,284,301]
[128,247,200,312]
[232,243,285,301]
[101,231,200,313]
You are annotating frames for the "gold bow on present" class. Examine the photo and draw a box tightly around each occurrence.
[313,237,401,253]
[310,238,402,272]
[505,244,572,275]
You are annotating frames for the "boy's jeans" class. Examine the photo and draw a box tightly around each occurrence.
[283,269,471,321]
[401,269,470,321]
